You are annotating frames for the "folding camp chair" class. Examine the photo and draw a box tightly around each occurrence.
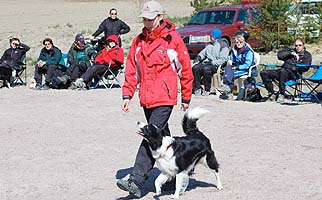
[257,63,315,101]
[296,63,322,104]
[234,51,261,91]
[216,51,260,93]
[10,53,27,86]
[93,62,124,89]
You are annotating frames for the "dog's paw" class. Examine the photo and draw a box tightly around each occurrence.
[217,185,223,190]
[170,194,179,199]
[155,189,161,196]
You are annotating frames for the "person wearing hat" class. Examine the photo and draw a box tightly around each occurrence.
[192,28,229,96]
[90,8,130,49]
[70,34,124,90]
[0,37,30,88]
[116,0,193,198]
[219,30,255,99]
[58,33,97,87]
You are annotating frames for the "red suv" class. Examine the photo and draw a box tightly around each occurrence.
[176,3,262,58]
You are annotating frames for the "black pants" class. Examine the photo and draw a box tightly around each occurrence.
[131,106,173,187]
[192,63,217,92]
[260,68,295,95]
[66,63,88,82]
[81,64,107,85]
[81,64,121,87]
[34,64,59,85]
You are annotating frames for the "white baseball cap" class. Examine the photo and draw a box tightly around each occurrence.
[139,1,163,19]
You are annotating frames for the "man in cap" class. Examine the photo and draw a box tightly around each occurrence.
[192,28,229,96]
[58,33,97,87]
[116,0,193,198]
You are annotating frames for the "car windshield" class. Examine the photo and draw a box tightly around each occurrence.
[188,10,236,25]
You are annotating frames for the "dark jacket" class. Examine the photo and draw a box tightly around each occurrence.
[92,17,130,42]
[277,48,312,74]
[0,43,30,70]
[67,43,97,68]
[37,46,63,68]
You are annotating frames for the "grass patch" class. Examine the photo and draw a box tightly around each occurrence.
[167,16,191,28]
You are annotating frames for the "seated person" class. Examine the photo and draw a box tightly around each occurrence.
[34,37,65,90]
[59,33,97,86]
[192,28,229,96]
[260,38,312,102]
[0,37,30,88]
[219,30,255,100]
[70,35,124,89]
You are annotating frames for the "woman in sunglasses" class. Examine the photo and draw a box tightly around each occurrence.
[219,30,255,100]
[260,38,312,103]
[90,8,130,49]
[0,37,30,88]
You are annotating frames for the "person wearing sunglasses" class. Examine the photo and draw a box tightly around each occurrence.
[90,8,130,50]
[34,37,64,90]
[219,30,255,100]
[260,38,312,103]
[0,37,30,88]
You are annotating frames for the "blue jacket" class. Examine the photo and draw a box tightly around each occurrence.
[230,43,255,71]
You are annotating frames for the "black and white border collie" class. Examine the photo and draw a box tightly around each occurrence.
[137,107,223,199]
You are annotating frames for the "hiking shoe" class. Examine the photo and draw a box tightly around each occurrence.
[33,84,42,90]
[40,84,50,90]
[218,84,231,93]
[71,79,86,89]
[116,179,142,198]
[276,94,285,103]
[202,91,210,96]
[57,75,68,85]
[219,92,233,100]
[194,89,202,96]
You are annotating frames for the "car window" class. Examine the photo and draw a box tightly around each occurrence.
[250,9,259,24]
[188,10,236,25]
[236,9,251,25]
[300,2,321,14]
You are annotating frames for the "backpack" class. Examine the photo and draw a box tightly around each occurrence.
[237,77,262,102]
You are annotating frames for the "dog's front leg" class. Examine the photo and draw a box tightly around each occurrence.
[215,172,223,190]
[155,173,169,196]
[171,171,189,199]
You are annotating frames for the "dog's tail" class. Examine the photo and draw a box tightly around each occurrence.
[182,107,209,135]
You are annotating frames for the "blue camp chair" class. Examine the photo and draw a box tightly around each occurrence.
[257,63,321,103]
[298,63,322,104]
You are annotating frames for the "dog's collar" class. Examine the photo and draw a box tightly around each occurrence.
[166,144,172,151]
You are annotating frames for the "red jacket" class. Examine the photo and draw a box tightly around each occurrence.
[122,19,193,108]
[94,35,124,68]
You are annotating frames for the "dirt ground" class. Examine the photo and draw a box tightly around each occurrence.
[1,86,322,200]
[1,0,322,200]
